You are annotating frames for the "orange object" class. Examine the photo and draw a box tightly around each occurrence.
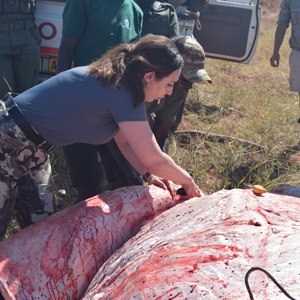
[253,185,267,194]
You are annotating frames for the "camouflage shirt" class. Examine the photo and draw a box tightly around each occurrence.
[140,1,179,38]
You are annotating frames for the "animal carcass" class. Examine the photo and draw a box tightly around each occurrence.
[82,187,300,300]
[0,184,190,300]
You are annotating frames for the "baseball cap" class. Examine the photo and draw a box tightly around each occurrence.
[171,36,212,83]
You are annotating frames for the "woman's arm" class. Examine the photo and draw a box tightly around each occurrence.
[115,121,200,197]
[114,128,148,177]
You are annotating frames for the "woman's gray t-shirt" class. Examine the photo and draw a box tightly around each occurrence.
[14,66,147,147]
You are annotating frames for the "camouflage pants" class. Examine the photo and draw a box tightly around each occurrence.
[0,112,55,240]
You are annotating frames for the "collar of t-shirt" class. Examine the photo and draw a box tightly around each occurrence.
[151,1,161,10]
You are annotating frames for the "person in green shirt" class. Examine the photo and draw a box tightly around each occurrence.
[56,0,143,201]
[57,0,143,69]
[88,0,180,191]
[0,0,41,99]
[97,0,180,190]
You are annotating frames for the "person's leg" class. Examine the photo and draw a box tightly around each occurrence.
[13,23,41,93]
[63,143,104,202]
[0,115,49,240]
[289,49,300,108]
[289,50,300,144]
[0,121,22,239]
[0,177,18,241]
[17,156,56,225]
[106,140,143,186]
[0,32,16,99]
[97,143,130,190]
[14,174,39,228]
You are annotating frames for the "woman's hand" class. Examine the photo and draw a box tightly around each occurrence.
[181,180,201,198]
[146,174,168,190]
[146,175,176,197]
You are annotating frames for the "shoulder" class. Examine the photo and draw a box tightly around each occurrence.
[124,0,143,16]
[147,1,176,16]
[280,0,292,10]
[106,84,133,102]
[152,1,176,13]
[159,2,176,11]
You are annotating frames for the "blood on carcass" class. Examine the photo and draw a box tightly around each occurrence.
[82,187,300,300]
[1,185,300,300]
[0,184,191,300]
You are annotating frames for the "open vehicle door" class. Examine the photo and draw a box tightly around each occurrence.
[176,0,261,64]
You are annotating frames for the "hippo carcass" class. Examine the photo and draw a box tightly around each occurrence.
[82,187,300,300]
[0,184,192,300]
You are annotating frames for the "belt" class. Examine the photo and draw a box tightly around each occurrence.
[0,20,33,32]
[4,94,53,152]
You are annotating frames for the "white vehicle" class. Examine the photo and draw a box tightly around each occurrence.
[35,0,261,81]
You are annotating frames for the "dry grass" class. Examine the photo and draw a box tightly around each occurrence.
[171,0,300,194]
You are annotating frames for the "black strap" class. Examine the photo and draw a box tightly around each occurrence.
[5,94,53,152]
[0,20,26,32]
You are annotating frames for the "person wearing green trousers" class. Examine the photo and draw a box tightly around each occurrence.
[0,0,41,99]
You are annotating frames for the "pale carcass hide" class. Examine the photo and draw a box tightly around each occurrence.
[82,187,300,300]
[0,184,189,300]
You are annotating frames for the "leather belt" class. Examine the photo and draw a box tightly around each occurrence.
[0,20,26,32]
[4,94,53,152]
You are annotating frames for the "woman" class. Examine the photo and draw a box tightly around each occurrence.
[0,35,201,239]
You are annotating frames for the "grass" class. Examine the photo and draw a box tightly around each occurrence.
[5,0,300,238]
[171,1,300,194]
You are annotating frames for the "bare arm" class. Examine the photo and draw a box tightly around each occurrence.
[270,24,287,67]
[56,35,78,74]
[115,121,200,197]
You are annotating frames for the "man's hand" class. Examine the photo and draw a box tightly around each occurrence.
[270,24,286,68]
[270,52,280,67]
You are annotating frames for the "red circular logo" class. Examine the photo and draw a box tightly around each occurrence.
[38,22,57,40]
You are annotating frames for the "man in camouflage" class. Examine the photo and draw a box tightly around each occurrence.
[145,35,211,152]
[0,0,41,99]
[0,1,55,240]
[0,98,55,241]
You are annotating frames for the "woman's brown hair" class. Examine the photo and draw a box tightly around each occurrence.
[87,35,183,108]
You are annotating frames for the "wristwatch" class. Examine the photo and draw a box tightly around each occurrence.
[142,171,152,182]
